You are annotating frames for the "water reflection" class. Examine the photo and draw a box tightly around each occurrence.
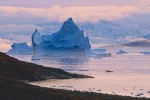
[31,56,89,72]
[10,53,150,98]
[56,57,88,65]
[33,49,87,57]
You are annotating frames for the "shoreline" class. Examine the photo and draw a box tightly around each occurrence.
[0,76,149,100]
[0,52,149,100]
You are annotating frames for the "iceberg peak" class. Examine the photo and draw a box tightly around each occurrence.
[58,17,80,35]
[66,17,73,23]
[32,29,41,51]
[35,28,38,33]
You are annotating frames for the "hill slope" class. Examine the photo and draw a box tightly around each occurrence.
[0,52,92,81]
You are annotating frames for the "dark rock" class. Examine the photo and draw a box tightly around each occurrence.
[105,70,114,73]
[0,52,93,82]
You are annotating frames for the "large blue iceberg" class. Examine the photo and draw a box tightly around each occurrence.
[32,18,91,51]
[7,18,91,55]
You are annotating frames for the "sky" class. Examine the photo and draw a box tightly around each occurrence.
[0,0,150,24]
[0,0,150,7]
[0,0,150,52]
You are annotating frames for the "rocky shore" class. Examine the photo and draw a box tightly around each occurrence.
[0,52,93,81]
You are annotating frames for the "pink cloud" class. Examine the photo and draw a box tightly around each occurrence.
[0,5,139,22]
[0,38,11,52]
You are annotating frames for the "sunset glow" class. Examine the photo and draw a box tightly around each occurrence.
[0,0,150,23]
[0,0,150,99]
[0,38,11,52]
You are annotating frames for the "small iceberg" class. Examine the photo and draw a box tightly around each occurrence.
[140,52,150,55]
[31,55,41,60]
[116,50,127,54]
[92,48,106,54]
[31,58,41,60]
[7,42,32,55]
[92,48,111,58]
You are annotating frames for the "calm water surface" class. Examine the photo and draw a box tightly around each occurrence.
[11,53,150,98]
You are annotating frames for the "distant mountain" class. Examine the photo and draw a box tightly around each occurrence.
[78,21,143,39]
[40,20,150,39]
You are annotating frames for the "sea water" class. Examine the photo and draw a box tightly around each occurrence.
[11,51,150,98]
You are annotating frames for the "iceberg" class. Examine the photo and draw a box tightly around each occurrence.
[31,28,41,51]
[33,18,91,51]
[7,18,91,55]
[7,43,32,54]
[116,50,127,54]
[92,48,107,54]
[91,48,111,58]
[144,34,150,40]
[140,52,150,55]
